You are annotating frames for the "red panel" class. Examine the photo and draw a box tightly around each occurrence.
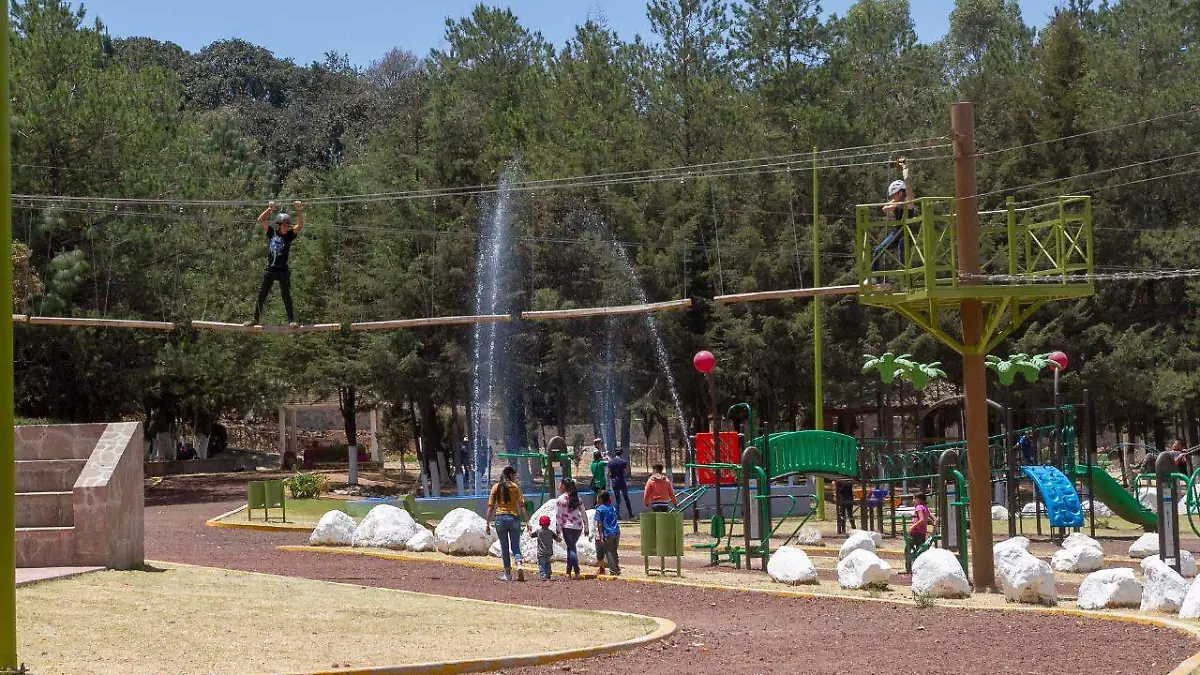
[695,432,741,486]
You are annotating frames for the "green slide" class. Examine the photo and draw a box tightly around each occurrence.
[1075,465,1157,530]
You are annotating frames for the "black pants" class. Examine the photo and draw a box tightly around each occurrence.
[837,500,856,530]
[907,532,927,559]
[650,503,671,513]
[612,480,633,519]
[254,266,294,323]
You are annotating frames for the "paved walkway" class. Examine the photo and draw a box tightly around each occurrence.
[16,566,103,587]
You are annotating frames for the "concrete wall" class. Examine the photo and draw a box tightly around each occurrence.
[15,422,144,569]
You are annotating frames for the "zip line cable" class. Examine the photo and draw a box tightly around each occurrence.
[972,149,1200,202]
[13,140,951,208]
[975,108,1200,157]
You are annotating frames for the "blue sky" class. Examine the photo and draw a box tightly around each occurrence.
[83,0,1062,66]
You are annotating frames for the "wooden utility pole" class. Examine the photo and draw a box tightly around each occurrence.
[952,102,996,591]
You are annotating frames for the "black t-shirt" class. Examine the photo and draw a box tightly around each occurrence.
[265,225,297,268]
[608,455,628,484]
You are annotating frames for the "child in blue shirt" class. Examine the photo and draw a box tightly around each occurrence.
[593,490,621,576]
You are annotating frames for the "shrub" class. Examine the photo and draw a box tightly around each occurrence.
[284,472,327,499]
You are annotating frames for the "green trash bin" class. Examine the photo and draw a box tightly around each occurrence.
[247,481,266,521]
[640,512,658,558]
[646,511,683,576]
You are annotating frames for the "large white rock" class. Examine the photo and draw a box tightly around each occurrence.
[405,528,437,552]
[309,510,357,546]
[1141,556,1189,613]
[1142,551,1198,579]
[1179,578,1200,619]
[1077,568,1142,609]
[837,549,892,589]
[1129,532,1160,558]
[994,536,1030,555]
[435,508,496,555]
[911,548,971,598]
[352,504,421,550]
[995,542,1056,604]
[1061,533,1103,553]
[1051,545,1104,573]
[1086,500,1115,518]
[848,529,883,547]
[838,531,878,560]
[795,526,823,546]
[1138,490,1158,512]
[991,504,1010,520]
[767,546,818,585]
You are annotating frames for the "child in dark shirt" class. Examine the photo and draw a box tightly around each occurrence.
[530,515,561,580]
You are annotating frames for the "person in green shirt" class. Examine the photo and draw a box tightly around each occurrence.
[589,442,608,508]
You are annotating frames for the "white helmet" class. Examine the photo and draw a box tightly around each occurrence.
[887,180,907,198]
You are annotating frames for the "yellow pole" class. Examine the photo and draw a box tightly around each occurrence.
[1,3,17,667]
[812,147,826,520]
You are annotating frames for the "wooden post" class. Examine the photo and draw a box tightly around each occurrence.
[953,101,997,591]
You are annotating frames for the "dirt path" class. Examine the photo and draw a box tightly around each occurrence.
[144,476,1197,675]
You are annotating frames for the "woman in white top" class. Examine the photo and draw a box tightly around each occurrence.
[555,478,590,579]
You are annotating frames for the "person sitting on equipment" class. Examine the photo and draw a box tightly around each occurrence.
[246,200,304,327]
[1016,430,1036,466]
[643,464,678,512]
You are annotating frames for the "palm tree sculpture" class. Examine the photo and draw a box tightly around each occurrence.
[984,353,1056,386]
[862,353,947,391]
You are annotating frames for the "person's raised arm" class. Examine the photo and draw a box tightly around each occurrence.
[292,201,305,233]
[257,201,277,231]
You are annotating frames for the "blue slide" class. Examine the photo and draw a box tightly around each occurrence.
[1022,466,1085,528]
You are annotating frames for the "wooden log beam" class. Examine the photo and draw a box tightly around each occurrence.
[17,315,176,330]
[349,314,511,331]
[522,298,692,321]
[713,284,860,305]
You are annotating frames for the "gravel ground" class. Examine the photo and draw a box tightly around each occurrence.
[145,475,1199,675]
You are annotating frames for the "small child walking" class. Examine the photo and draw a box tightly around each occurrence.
[531,515,561,580]
[593,490,621,576]
[908,492,936,559]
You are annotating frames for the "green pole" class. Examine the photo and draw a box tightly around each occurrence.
[1,3,16,669]
[811,147,826,520]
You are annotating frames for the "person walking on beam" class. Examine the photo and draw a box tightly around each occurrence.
[246,200,303,328]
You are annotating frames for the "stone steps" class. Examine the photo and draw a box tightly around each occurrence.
[15,459,88,493]
[16,491,74,528]
[16,527,76,567]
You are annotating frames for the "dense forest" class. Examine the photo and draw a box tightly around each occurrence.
[9,0,1199,461]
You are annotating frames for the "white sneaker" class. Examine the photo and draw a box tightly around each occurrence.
[499,571,512,581]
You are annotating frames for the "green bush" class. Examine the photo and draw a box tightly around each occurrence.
[284,473,328,499]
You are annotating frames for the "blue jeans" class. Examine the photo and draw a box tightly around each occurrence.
[494,514,522,571]
[562,528,582,576]
[538,556,551,579]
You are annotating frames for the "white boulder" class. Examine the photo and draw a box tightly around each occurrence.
[1140,556,1189,613]
[1061,533,1103,553]
[795,526,823,546]
[839,531,878,560]
[1179,578,1200,619]
[1129,533,1160,558]
[837,549,892,589]
[994,539,1056,604]
[405,528,437,552]
[991,504,1010,520]
[1051,545,1104,573]
[435,508,496,555]
[1142,551,1197,579]
[1077,568,1142,609]
[994,536,1031,555]
[1086,500,1115,518]
[352,504,420,550]
[848,529,884,547]
[309,510,357,546]
[911,548,971,598]
[767,546,819,585]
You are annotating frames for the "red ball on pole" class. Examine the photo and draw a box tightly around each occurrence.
[693,350,716,374]
[1047,351,1068,372]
